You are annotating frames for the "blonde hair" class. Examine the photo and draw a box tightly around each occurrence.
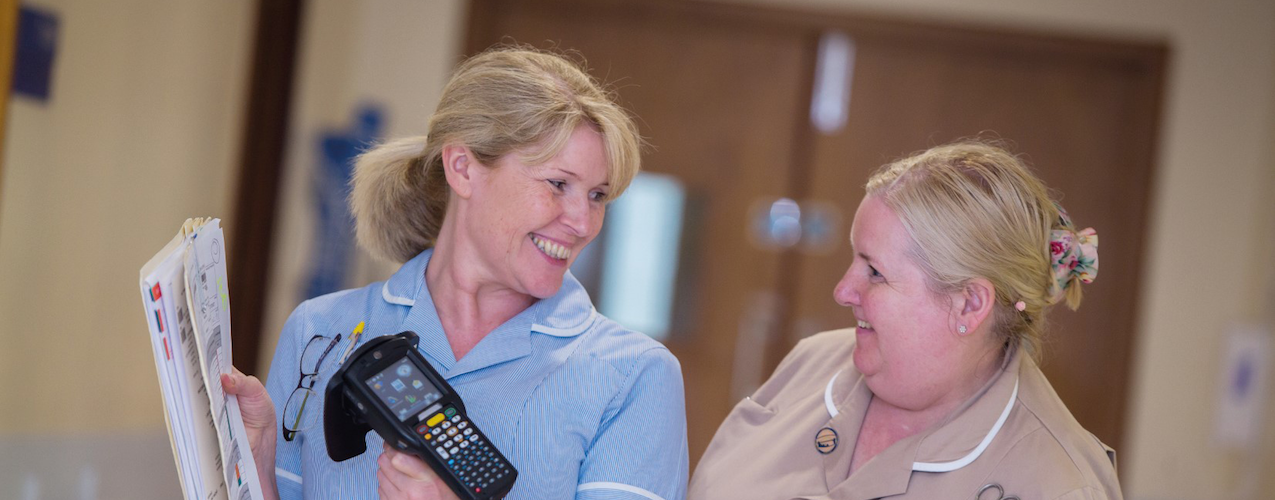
[865,140,1088,357]
[350,46,642,263]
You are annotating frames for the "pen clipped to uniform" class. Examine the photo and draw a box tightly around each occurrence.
[337,321,365,365]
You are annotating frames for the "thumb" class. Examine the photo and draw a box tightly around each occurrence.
[221,367,275,429]
[221,367,264,397]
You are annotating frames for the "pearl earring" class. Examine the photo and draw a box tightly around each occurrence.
[958,325,968,334]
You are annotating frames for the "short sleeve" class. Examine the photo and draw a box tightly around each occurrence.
[576,347,688,500]
[264,301,309,500]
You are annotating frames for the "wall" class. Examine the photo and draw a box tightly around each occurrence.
[0,0,253,496]
[0,0,253,432]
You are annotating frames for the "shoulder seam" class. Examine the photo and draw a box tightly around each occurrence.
[597,345,675,412]
[598,344,674,378]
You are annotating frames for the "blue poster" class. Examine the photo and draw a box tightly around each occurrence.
[304,104,385,299]
[14,5,59,101]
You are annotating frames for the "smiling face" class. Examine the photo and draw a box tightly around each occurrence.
[833,195,997,411]
[462,124,611,299]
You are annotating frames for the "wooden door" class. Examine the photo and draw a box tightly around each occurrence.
[468,0,819,462]
[789,26,1164,451]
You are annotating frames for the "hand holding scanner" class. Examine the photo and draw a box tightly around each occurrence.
[324,331,517,499]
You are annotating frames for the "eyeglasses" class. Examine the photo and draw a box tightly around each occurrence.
[282,334,342,441]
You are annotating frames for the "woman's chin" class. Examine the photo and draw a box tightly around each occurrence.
[851,342,880,376]
[522,274,566,299]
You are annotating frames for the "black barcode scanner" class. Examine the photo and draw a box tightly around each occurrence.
[324,331,518,500]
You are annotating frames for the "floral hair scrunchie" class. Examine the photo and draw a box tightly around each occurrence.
[1048,203,1099,304]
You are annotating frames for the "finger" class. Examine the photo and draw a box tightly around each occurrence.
[382,445,459,499]
[391,451,435,480]
[381,444,429,480]
[377,467,402,498]
[379,452,422,495]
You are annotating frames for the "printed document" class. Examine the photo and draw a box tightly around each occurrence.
[140,218,266,500]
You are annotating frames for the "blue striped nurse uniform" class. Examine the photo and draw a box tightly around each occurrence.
[264,249,689,500]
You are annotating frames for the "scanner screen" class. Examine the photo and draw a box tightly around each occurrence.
[365,358,443,421]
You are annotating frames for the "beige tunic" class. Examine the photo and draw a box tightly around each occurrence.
[689,329,1121,500]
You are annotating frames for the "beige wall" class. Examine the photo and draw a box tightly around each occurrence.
[0,0,253,433]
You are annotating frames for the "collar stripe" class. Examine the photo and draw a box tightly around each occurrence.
[577,482,667,500]
[532,308,597,337]
[824,370,842,418]
[276,467,303,485]
[911,378,1020,473]
[382,281,414,306]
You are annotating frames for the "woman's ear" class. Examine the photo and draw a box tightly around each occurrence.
[957,278,996,336]
[441,144,477,199]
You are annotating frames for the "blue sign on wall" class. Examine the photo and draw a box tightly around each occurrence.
[304,104,385,300]
[14,5,59,102]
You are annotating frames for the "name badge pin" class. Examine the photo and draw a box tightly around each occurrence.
[815,427,838,454]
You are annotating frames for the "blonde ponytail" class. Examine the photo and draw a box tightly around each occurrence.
[349,136,449,263]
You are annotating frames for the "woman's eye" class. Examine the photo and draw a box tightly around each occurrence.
[590,191,607,202]
[548,180,566,190]
[868,265,883,279]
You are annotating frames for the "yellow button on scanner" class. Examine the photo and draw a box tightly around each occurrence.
[426,413,446,427]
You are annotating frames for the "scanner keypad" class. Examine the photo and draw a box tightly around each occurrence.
[416,405,513,495]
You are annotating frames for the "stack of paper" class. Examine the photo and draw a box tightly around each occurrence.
[139,218,265,500]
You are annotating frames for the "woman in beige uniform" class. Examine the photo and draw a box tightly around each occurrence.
[689,141,1120,500]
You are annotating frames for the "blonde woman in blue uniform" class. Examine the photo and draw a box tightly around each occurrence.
[689,141,1119,499]
[223,47,688,500]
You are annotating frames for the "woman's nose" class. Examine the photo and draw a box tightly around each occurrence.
[833,269,860,307]
[560,195,594,237]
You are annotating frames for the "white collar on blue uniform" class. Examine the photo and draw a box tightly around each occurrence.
[379,248,598,338]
